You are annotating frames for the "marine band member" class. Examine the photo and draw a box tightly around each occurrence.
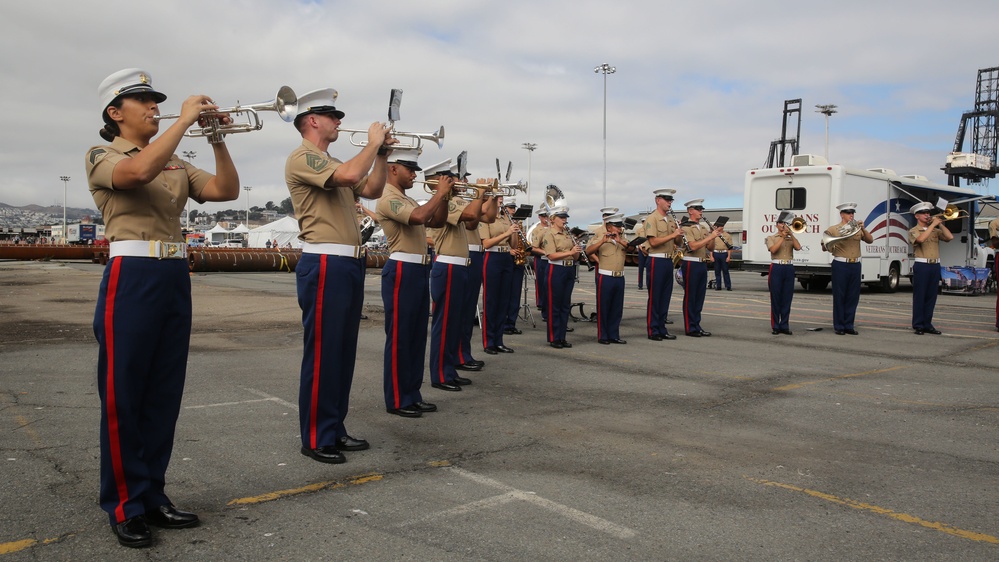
[680,199,724,337]
[542,205,581,348]
[586,212,629,344]
[908,201,953,335]
[285,88,395,464]
[642,189,683,340]
[766,211,801,335]
[530,208,551,321]
[821,202,873,335]
[479,194,519,354]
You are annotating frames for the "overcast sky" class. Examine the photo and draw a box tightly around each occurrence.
[3,0,998,226]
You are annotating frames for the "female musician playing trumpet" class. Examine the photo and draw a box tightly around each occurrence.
[766,213,802,335]
[908,201,953,335]
[541,206,582,348]
[86,69,240,548]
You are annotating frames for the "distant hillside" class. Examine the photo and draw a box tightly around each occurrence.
[0,202,99,220]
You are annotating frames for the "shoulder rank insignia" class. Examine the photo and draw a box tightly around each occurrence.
[305,153,329,172]
[89,148,107,166]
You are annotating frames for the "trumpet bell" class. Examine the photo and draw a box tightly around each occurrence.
[789,216,808,234]
[936,204,970,221]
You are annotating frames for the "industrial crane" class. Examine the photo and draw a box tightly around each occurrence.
[944,66,999,187]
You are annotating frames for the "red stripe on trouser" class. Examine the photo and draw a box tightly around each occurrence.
[390,261,403,408]
[480,253,490,348]
[546,263,555,341]
[596,273,604,340]
[309,255,327,449]
[103,258,130,523]
[646,258,655,336]
[436,264,453,383]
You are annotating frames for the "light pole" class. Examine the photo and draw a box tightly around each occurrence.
[59,175,70,243]
[815,104,838,161]
[521,142,536,222]
[182,150,196,228]
[594,63,616,208]
[243,186,252,226]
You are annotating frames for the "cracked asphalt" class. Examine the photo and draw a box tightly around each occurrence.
[1,260,997,560]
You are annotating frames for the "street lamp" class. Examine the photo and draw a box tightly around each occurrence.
[59,175,70,243]
[182,151,196,228]
[243,186,252,226]
[521,142,537,223]
[815,104,838,160]
[594,63,616,208]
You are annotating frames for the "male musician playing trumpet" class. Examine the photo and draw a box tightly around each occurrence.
[908,201,953,335]
[285,88,395,464]
[542,205,582,348]
[376,149,450,417]
[643,189,684,340]
[479,195,520,354]
[821,202,873,336]
[457,170,499,370]
[766,212,801,335]
[680,199,724,337]
[586,212,629,344]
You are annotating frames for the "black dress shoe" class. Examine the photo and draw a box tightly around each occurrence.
[112,517,151,548]
[698,331,712,337]
[550,341,564,349]
[665,319,674,324]
[452,376,472,385]
[495,345,515,353]
[598,339,611,345]
[412,401,438,412]
[456,362,482,371]
[780,329,793,335]
[466,359,485,367]
[387,405,422,417]
[301,446,346,464]
[146,504,200,529]
[835,330,845,335]
[431,382,462,392]
[663,333,676,340]
[686,331,701,337]
[484,346,499,355]
[925,328,942,335]
[914,329,924,335]
[336,435,369,451]
[845,329,859,335]
[648,334,664,341]
[772,329,780,335]
[559,340,572,348]
[609,339,627,344]
[565,326,574,332]
[503,328,523,335]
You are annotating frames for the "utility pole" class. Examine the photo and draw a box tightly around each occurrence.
[522,142,536,225]
[182,151,197,228]
[594,63,616,207]
[59,175,70,243]
[815,104,838,160]
[243,186,252,226]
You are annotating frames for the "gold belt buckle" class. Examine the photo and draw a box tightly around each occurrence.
[565,259,574,267]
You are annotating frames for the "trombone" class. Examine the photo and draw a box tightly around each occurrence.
[338,125,445,150]
[153,86,297,144]
[933,204,970,221]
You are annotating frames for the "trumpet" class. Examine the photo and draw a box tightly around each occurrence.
[418,179,485,200]
[485,180,527,197]
[933,204,970,221]
[789,215,808,234]
[154,86,297,144]
[338,125,444,150]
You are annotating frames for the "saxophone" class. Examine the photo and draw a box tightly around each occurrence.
[503,206,530,266]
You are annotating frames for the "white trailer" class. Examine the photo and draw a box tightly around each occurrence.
[742,154,994,292]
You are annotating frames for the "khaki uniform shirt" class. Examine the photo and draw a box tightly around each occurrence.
[529,223,549,248]
[587,229,627,272]
[375,183,426,255]
[285,139,366,245]
[682,223,711,259]
[541,228,575,256]
[643,210,677,255]
[711,232,733,252]
[86,137,211,242]
[766,234,795,260]
[428,198,470,258]
[909,225,945,259]
[823,224,863,259]
[466,217,483,248]
[479,213,512,251]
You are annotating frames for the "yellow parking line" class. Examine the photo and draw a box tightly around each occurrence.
[773,365,907,392]
[227,473,382,506]
[746,477,999,544]
[0,535,70,556]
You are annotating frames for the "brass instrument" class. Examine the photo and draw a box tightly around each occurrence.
[419,178,526,199]
[820,219,861,253]
[153,86,298,144]
[503,205,531,266]
[668,210,687,267]
[338,125,444,150]
[933,204,970,221]
[789,215,808,234]
[543,185,593,270]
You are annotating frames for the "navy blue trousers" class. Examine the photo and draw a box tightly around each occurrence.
[296,253,364,449]
[546,263,575,342]
[768,263,795,331]
[681,260,708,334]
[458,250,484,364]
[646,256,674,337]
[596,272,625,341]
[430,260,469,384]
[637,252,648,288]
[911,262,940,330]
[381,259,430,409]
[713,252,731,290]
[481,252,513,349]
[535,257,548,320]
[94,257,191,524]
[831,260,861,331]
[505,264,525,330]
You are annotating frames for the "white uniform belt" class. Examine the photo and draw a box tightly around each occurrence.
[832,256,859,263]
[771,259,793,264]
[550,259,574,267]
[389,252,431,265]
[598,269,624,277]
[301,242,366,258]
[914,258,939,264]
[436,255,470,266]
[713,250,729,254]
[467,244,483,252]
[539,256,549,261]
[110,240,187,259]
[485,246,510,253]
[649,253,669,258]
[682,256,705,262]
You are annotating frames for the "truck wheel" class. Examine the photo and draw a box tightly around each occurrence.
[799,279,810,291]
[880,263,900,293]
[810,277,830,291]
